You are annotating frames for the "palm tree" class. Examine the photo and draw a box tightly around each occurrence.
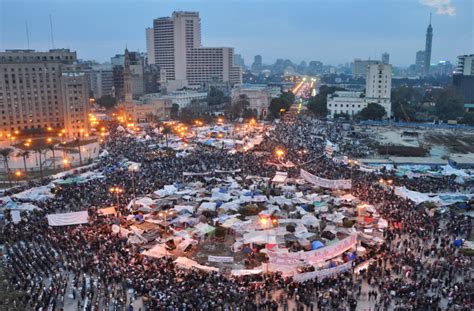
[0,148,13,186]
[74,138,82,165]
[16,150,30,176]
[32,147,46,182]
[47,143,56,170]
[162,125,172,147]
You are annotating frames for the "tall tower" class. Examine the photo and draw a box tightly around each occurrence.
[424,14,433,76]
[124,48,133,102]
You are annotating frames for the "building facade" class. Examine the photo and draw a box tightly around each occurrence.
[453,54,474,102]
[328,63,392,118]
[0,49,90,138]
[231,84,281,118]
[381,52,390,65]
[88,65,114,98]
[149,11,241,91]
[146,27,155,65]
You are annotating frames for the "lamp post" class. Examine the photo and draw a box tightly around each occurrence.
[109,187,123,207]
[159,209,174,239]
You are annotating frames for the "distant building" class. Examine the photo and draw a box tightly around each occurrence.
[149,11,241,91]
[308,61,323,75]
[381,52,390,65]
[146,27,155,65]
[112,50,145,100]
[352,59,380,78]
[455,54,474,75]
[111,54,125,67]
[0,49,90,138]
[415,50,425,74]
[118,96,171,123]
[88,65,114,98]
[234,54,245,68]
[435,61,454,76]
[251,55,262,74]
[453,54,474,102]
[231,84,281,119]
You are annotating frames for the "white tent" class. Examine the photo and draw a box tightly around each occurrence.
[174,257,219,272]
[142,244,168,258]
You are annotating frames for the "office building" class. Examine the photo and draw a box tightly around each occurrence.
[415,50,425,74]
[455,54,474,75]
[327,91,367,118]
[381,52,390,65]
[88,65,114,98]
[112,50,145,100]
[251,55,262,74]
[233,54,245,69]
[146,27,155,65]
[0,49,90,138]
[352,59,380,78]
[149,11,241,91]
[453,54,474,102]
[424,15,433,76]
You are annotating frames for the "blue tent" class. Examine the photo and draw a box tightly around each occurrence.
[311,240,324,250]
[454,239,463,248]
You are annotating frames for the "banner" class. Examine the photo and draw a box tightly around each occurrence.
[208,255,234,263]
[183,172,211,176]
[293,261,352,282]
[268,233,357,266]
[98,206,116,215]
[47,211,89,226]
[215,169,242,173]
[300,169,351,190]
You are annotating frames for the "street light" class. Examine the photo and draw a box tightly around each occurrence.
[158,210,174,236]
[109,187,123,206]
[275,148,285,161]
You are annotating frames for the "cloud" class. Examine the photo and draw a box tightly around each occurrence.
[420,0,456,16]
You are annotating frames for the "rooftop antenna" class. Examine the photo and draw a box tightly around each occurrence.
[49,14,55,49]
[25,20,30,49]
[429,12,432,25]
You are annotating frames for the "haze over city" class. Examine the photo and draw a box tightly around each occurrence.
[1,1,474,311]
[1,0,472,65]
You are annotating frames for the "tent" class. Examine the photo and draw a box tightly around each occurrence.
[311,240,325,250]
[174,257,218,272]
[142,244,168,258]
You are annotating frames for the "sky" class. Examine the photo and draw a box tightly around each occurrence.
[0,0,472,67]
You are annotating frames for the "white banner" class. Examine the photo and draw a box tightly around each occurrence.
[300,169,351,190]
[47,211,89,226]
[183,172,211,176]
[208,255,234,263]
[268,233,357,266]
[215,169,242,173]
[293,261,352,282]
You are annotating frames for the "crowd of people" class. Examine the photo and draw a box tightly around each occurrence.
[1,111,473,311]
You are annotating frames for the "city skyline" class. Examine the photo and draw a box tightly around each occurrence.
[0,0,472,67]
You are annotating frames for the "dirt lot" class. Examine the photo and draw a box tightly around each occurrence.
[424,132,474,153]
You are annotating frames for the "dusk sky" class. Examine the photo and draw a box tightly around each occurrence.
[1,0,472,66]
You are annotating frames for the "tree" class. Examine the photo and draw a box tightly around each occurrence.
[357,103,386,120]
[162,125,172,147]
[96,95,116,109]
[170,104,179,119]
[307,85,345,117]
[32,147,47,182]
[47,143,56,170]
[0,148,13,186]
[16,150,30,176]
[208,87,225,106]
[462,112,474,125]
[434,89,464,121]
[269,98,285,118]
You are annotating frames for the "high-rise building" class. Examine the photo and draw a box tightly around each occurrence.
[424,14,433,76]
[352,59,380,78]
[415,50,425,70]
[251,55,262,74]
[88,65,114,98]
[455,54,474,75]
[112,50,145,100]
[146,27,155,65]
[366,63,392,117]
[233,54,245,68]
[453,54,474,102]
[149,11,241,91]
[381,52,390,65]
[0,49,90,138]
